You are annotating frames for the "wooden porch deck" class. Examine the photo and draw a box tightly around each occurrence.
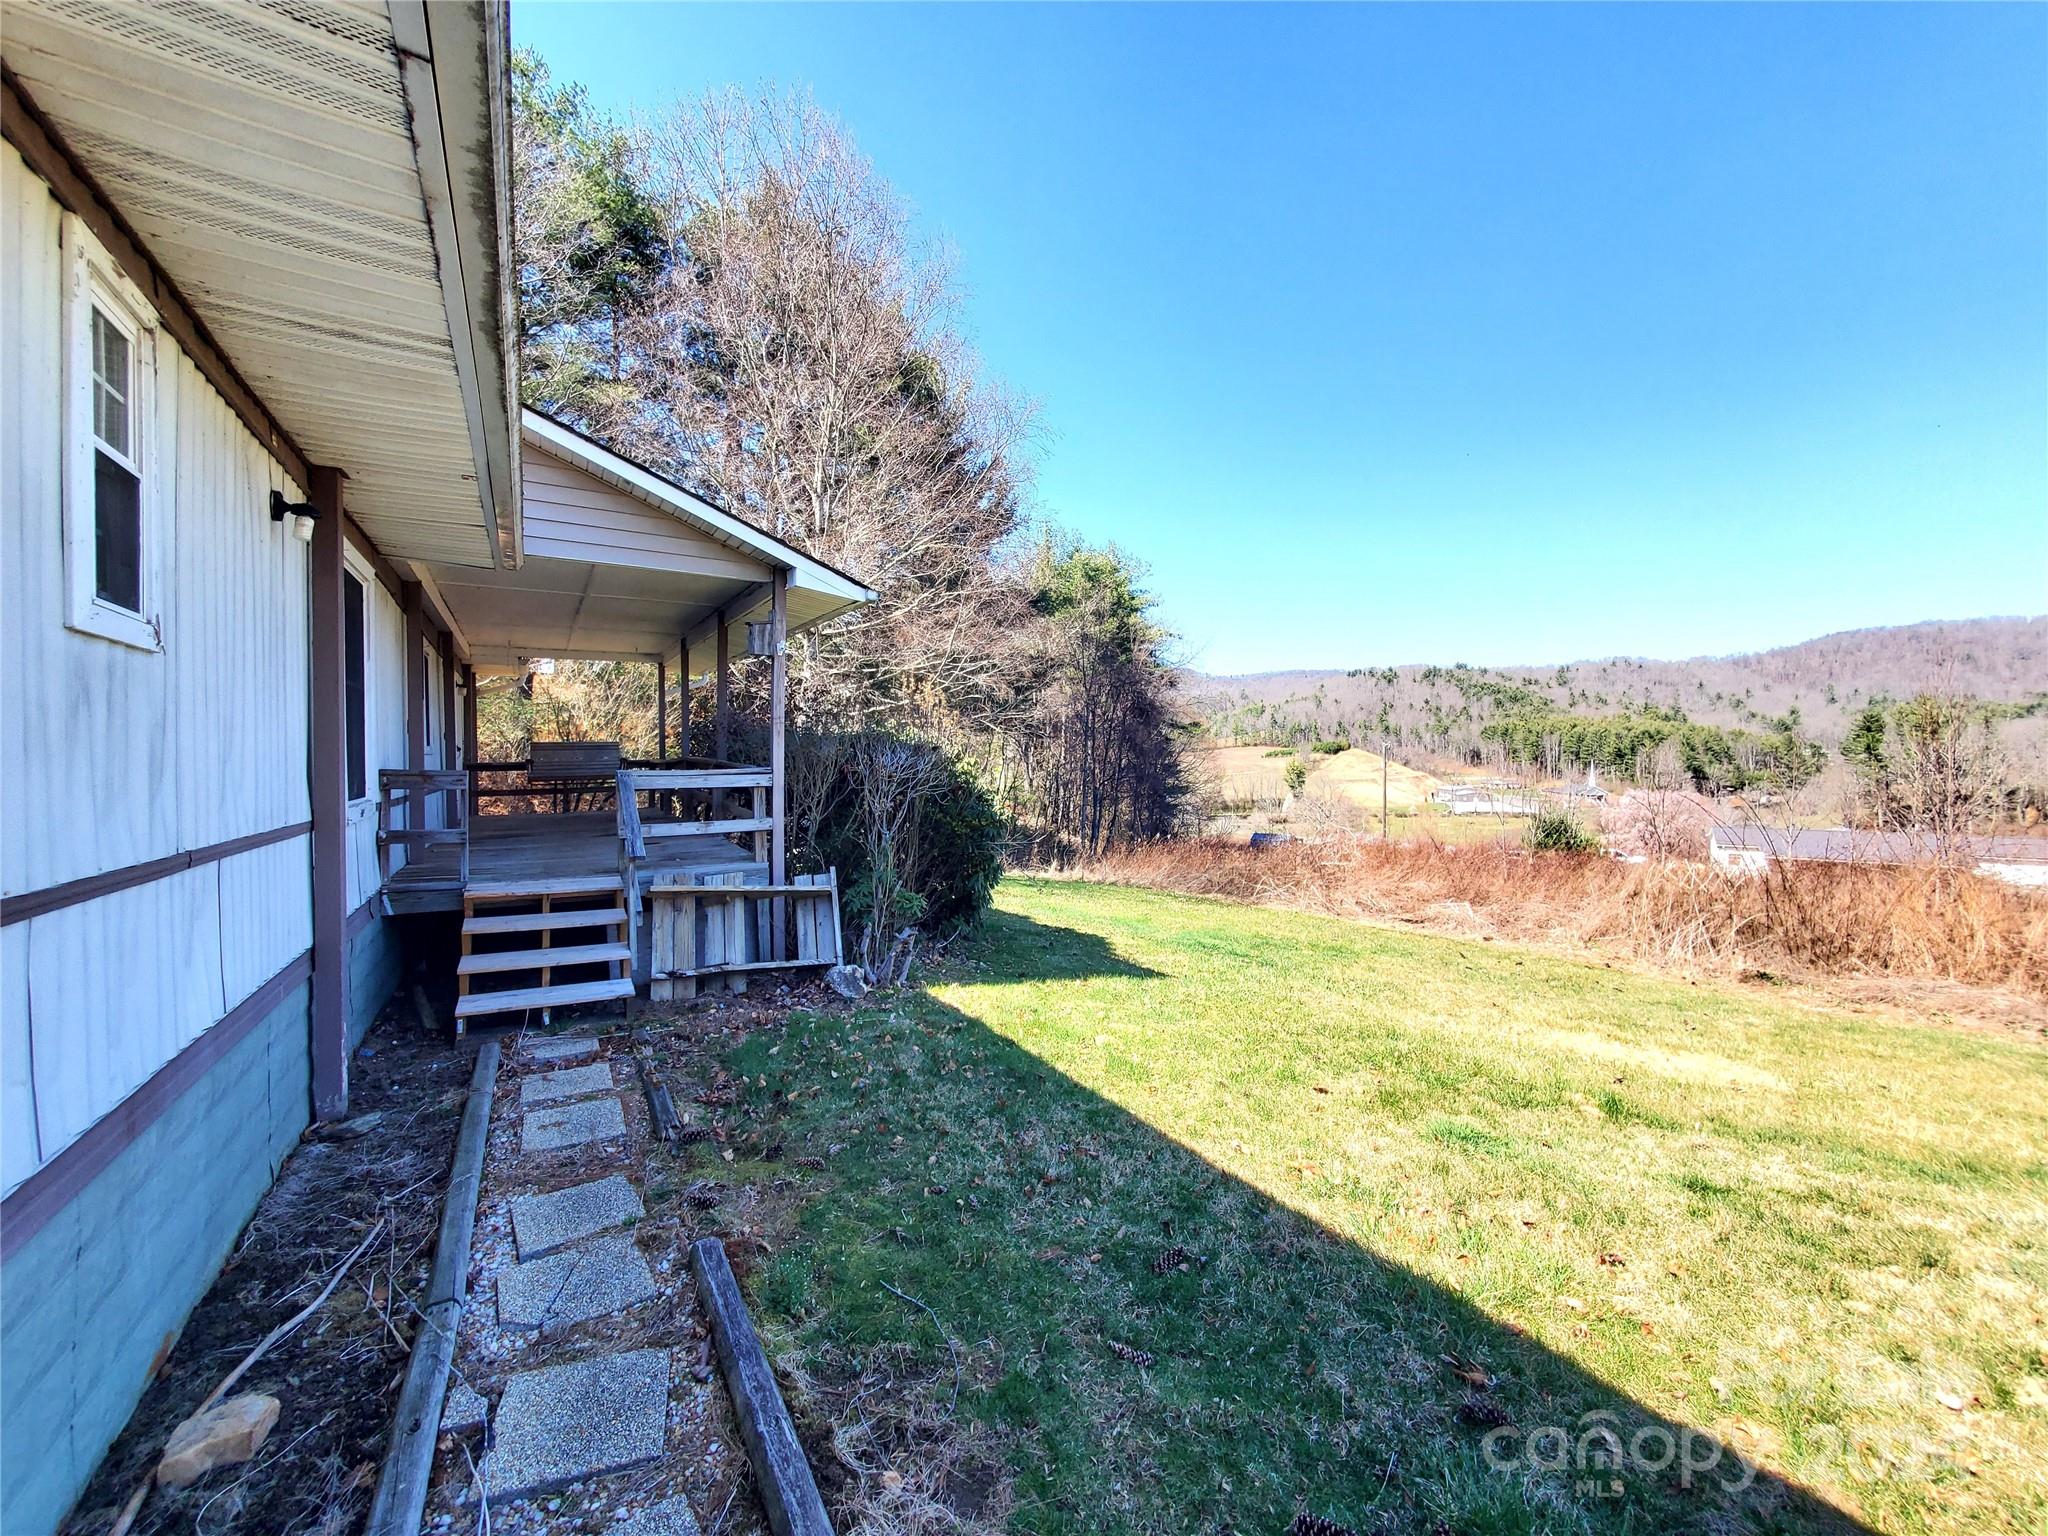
[382,812,762,915]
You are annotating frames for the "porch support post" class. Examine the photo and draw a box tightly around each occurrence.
[309,466,349,1121]
[769,571,789,957]
[655,658,668,762]
[461,663,478,766]
[438,631,456,771]
[713,609,731,762]
[402,581,426,777]
[678,636,691,758]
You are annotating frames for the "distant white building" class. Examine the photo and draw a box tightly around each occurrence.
[1709,826,2048,888]
[1430,784,1541,817]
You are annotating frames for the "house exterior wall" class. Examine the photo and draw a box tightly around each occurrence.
[1,144,316,1197]
[522,443,775,581]
[343,564,411,909]
[0,970,310,1536]
[0,147,409,1533]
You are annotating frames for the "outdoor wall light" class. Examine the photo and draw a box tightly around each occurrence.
[270,489,321,544]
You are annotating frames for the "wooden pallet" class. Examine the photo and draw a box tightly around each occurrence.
[647,870,843,1003]
[454,878,632,1033]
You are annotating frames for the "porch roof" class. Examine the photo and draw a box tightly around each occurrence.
[430,410,878,675]
[3,0,518,568]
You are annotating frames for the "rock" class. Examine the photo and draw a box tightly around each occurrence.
[311,1111,384,1142]
[156,1393,281,1487]
[824,964,868,1001]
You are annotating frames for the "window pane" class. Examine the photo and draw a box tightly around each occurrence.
[92,309,130,456]
[94,450,143,613]
[344,573,368,802]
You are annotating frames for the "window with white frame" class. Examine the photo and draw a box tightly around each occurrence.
[62,214,161,649]
[63,218,161,651]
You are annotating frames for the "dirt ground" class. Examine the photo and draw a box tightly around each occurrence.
[62,994,473,1536]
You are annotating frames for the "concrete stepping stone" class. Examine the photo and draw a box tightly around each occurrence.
[442,1380,488,1433]
[522,1094,626,1154]
[520,1061,615,1108]
[523,1034,598,1064]
[486,1348,670,1500]
[615,1496,702,1536]
[496,1232,658,1332]
[509,1174,644,1261]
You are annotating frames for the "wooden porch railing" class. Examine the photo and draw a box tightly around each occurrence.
[378,769,470,888]
[614,764,777,978]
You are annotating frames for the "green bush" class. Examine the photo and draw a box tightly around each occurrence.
[800,739,1006,939]
[1312,739,1348,755]
[1283,759,1309,794]
[1262,747,1291,758]
[1526,809,1601,855]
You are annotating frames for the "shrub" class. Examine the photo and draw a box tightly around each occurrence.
[1601,790,1712,860]
[1526,809,1601,855]
[1283,759,1309,794]
[794,731,1007,955]
[1312,739,1348,755]
[1262,747,1291,758]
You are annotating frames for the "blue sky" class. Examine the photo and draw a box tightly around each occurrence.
[514,2,2047,675]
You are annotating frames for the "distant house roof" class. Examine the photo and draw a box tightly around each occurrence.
[1709,826,2048,866]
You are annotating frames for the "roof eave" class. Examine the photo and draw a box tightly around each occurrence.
[393,1,518,570]
[520,409,878,605]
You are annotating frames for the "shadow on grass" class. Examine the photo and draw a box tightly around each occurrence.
[728,909,1877,1536]
[948,910,1165,985]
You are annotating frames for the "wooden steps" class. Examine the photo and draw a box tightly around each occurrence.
[458,942,632,976]
[455,878,634,1033]
[454,977,634,1021]
[461,907,629,936]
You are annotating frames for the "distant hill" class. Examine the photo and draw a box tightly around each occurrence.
[1186,617,2048,773]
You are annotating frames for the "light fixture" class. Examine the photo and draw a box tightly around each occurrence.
[270,489,320,544]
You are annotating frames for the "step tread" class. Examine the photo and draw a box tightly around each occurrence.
[465,876,625,899]
[458,942,632,976]
[454,977,635,1019]
[462,907,628,936]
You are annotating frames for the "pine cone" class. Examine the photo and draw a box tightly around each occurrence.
[1459,1394,1511,1429]
[685,1185,724,1210]
[1151,1244,1192,1274]
[675,1126,713,1147]
[1106,1340,1154,1367]
[1289,1514,1359,1536]
[794,1155,826,1170]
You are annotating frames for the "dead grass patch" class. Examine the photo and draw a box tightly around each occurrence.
[1079,837,2048,1011]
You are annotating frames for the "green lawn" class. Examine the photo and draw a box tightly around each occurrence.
[715,877,2048,1535]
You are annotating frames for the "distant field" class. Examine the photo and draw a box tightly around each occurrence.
[1200,746,1530,843]
[1199,744,1442,811]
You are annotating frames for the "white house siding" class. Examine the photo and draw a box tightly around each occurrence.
[344,569,411,911]
[523,444,774,581]
[0,146,314,1197]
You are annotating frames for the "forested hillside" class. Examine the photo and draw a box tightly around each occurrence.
[1190,616,2048,785]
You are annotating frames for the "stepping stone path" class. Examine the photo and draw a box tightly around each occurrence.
[442,1032,703,1527]
[522,1092,627,1153]
[486,1348,671,1499]
[442,1380,488,1434]
[497,1232,658,1333]
[509,1172,645,1261]
[520,1060,616,1108]
[523,1033,598,1065]
[615,1496,704,1536]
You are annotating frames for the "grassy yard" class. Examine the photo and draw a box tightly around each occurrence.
[718,878,2048,1536]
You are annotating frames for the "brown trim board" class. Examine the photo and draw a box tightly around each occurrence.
[1,69,313,492]
[1,822,313,927]
[0,949,314,1262]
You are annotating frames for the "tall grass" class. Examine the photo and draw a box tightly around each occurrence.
[1080,837,2048,1001]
